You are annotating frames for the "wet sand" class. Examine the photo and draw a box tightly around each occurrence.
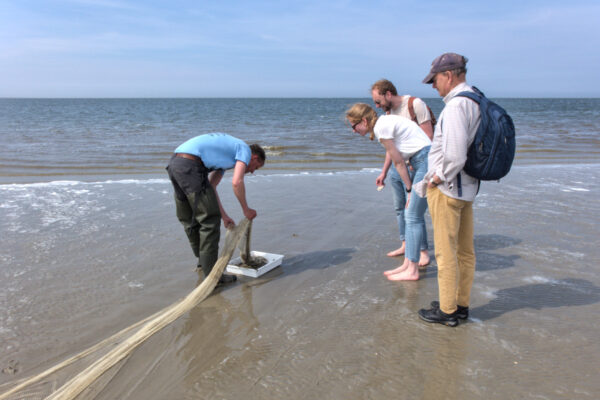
[1,165,599,399]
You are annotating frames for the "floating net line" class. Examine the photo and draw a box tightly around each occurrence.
[0,218,252,400]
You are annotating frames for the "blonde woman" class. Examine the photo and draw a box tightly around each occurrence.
[346,103,431,281]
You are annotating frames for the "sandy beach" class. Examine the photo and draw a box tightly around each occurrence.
[1,163,599,399]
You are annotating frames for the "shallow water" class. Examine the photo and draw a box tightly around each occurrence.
[1,164,599,399]
[1,98,599,183]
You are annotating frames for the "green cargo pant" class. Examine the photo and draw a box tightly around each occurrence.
[167,155,221,277]
[174,188,221,277]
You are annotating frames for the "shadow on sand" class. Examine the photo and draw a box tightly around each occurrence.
[238,248,356,288]
[471,278,600,321]
[419,233,522,280]
[473,233,522,272]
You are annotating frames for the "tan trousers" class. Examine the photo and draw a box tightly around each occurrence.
[427,186,476,314]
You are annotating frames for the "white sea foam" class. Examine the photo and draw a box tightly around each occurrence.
[522,275,560,284]
[0,178,133,236]
[512,163,599,171]
[0,178,170,190]
[103,178,168,185]
[242,169,377,180]
[286,327,298,340]
[5,162,596,189]
[478,285,499,300]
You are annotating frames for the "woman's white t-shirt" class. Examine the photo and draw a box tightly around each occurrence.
[374,115,431,160]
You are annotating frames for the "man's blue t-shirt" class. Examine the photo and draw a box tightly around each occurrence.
[174,133,251,171]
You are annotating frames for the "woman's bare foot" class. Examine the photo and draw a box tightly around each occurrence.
[387,242,406,257]
[418,250,430,268]
[387,261,419,281]
[384,258,408,276]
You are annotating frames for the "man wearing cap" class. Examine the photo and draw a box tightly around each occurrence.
[414,53,481,327]
[371,79,434,264]
[166,133,266,285]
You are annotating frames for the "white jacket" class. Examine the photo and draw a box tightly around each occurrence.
[415,82,481,201]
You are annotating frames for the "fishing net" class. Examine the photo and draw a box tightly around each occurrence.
[237,220,267,269]
[0,218,252,400]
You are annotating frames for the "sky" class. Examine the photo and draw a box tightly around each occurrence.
[1,0,599,98]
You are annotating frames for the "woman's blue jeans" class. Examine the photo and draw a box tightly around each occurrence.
[389,146,430,261]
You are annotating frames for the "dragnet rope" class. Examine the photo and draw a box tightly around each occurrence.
[0,218,252,400]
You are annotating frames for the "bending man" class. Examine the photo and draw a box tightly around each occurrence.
[166,133,266,285]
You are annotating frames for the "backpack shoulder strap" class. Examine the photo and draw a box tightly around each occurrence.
[456,90,481,104]
[409,96,437,126]
[426,105,437,127]
[407,96,417,123]
[456,86,485,104]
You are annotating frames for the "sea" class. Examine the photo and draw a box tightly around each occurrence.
[1,97,598,183]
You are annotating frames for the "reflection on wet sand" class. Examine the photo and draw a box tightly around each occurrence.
[180,284,259,398]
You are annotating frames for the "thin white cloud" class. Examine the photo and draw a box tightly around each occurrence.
[61,0,145,11]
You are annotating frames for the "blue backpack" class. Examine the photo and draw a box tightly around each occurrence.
[457,86,516,182]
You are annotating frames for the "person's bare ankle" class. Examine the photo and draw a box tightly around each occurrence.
[387,243,406,257]
[387,263,419,281]
[384,262,408,276]
[418,250,430,268]
[386,259,419,281]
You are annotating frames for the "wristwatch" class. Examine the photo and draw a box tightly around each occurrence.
[406,187,412,193]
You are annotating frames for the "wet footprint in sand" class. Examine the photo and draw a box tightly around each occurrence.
[2,359,19,375]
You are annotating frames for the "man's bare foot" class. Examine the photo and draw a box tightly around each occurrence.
[418,250,430,268]
[387,263,419,281]
[387,243,406,257]
[384,258,408,276]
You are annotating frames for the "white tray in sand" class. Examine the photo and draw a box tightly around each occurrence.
[226,251,284,278]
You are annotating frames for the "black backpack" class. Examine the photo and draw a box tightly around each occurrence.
[457,87,515,181]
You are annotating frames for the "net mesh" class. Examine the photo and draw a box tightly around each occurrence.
[0,219,252,400]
